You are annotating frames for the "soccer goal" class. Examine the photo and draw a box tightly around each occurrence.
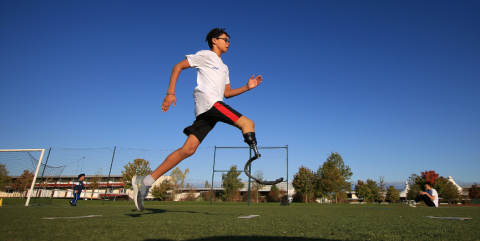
[0,149,45,206]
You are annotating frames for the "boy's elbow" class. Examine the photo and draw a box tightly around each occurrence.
[224,92,233,99]
[174,60,190,71]
[173,65,182,72]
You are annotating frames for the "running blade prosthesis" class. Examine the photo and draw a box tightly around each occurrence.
[244,146,283,185]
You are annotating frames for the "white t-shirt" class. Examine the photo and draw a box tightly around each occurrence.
[427,188,439,207]
[186,50,230,117]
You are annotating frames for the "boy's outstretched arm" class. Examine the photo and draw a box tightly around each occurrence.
[224,75,262,99]
[162,59,191,112]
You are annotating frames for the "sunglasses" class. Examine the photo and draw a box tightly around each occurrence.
[216,37,230,44]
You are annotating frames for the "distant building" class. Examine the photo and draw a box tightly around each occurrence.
[0,174,128,200]
[399,181,410,200]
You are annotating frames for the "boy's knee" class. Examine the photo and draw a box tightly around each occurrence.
[247,119,255,128]
[244,117,254,126]
[181,146,197,157]
[186,148,196,157]
[236,116,254,129]
[179,134,200,157]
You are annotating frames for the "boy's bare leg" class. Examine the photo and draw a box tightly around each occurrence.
[151,134,201,180]
[234,116,255,134]
[133,134,199,211]
[148,116,253,182]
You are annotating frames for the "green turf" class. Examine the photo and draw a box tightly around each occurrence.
[1,199,479,240]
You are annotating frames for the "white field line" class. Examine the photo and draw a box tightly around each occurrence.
[43,215,102,220]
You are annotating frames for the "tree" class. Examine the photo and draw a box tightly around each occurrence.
[317,160,345,203]
[203,180,215,201]
[203,187,217,202]
[150,179,170,201]
[38,176,54,198]
[40,176,53,189]
[37,176,54,199]
[268,184,280,202]
[366,179,381,202]
[221,165,244,202]
[204,180,211,188]
[378,176,388,203]
[441,181,461,204]
[333,190,348,203]
[14,170,34,198]
[323,152,353,182]
[88,171,102,199]
[170,167,189,199]
[121,158,153,189]
[279,188,287,203]
[251,170,265,203]
[420,170,439,186]
[406,174,421,200]
[433,176,449,195]
[355,180,367,202]
[292,166,315,203]
[184,185,197,201]
[316,152,352,202]
[0,164,12,191]
[386,185,400,203]
[469,183,480,199]
[355,179,380,203]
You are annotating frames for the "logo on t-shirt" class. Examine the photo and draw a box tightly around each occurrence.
[212,66,219,70]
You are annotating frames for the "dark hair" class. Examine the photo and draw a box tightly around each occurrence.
[425,181,432,187]
[205,28,230,49]
[78,173,85,178]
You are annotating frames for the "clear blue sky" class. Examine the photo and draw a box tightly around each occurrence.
[1,1,479,188]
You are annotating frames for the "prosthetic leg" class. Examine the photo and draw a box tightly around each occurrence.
[243,132,283,185]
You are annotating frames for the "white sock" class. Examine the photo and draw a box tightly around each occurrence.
[143,175,155,186]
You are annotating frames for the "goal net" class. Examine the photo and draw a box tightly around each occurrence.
[0,149,45,206]
[27,147,214,203]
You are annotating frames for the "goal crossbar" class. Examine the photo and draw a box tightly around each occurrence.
[0,149,46,206]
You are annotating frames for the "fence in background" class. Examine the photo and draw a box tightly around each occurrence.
[0,146,288,205]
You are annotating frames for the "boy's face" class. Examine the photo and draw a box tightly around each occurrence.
[80,176,85,181]
[425,184,431,190]
[213,33,230,53]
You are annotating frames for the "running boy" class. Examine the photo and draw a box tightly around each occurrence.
[132,28,263,211]
[70,173,86,206]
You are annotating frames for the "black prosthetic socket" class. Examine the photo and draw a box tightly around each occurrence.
[243,132,257,145]
[243,132,260,157]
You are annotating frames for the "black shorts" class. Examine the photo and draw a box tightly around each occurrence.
[183,101,243,143]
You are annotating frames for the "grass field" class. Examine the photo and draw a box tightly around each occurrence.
[1,199,479,241]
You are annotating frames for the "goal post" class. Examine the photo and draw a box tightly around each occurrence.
[0,149,45,206]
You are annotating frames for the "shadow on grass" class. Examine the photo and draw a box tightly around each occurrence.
[145,237,335,241]
[125,208,223,218]
[124,208,166,217]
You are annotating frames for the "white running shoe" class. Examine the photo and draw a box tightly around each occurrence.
[409,201,416,208]
[132,175,151,212]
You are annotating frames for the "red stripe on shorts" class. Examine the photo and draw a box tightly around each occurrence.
[214,102,240,123]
